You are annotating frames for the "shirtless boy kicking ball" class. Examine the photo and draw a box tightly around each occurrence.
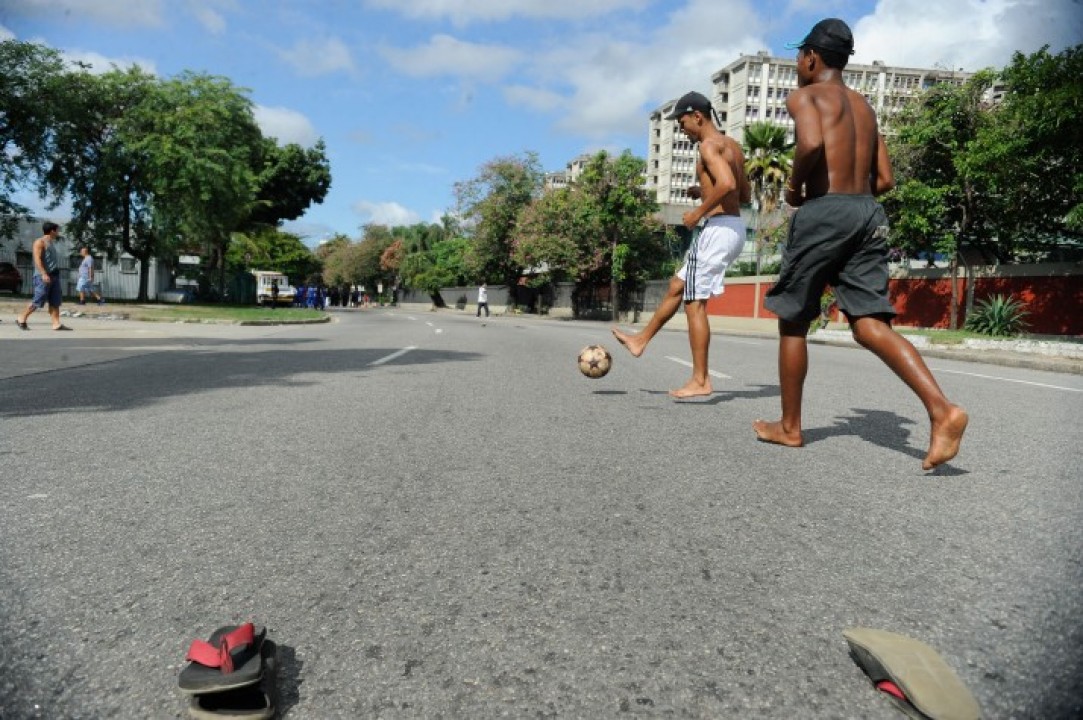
[612,91,751,398]
[752,18,967,470]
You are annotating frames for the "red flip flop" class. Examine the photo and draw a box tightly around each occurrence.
[187,640,278,719]
[178,623,267,695]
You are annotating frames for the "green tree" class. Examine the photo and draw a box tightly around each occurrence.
[513,187,591,282]
[572,150,663,320]
[884,70,997,327]
[246,138,332,228]
[133,71,262,297]
[454,152,543,290]
[962,45,1083,251]
[44,66,163,300]
[226,227,320,285]
[0,41,67,238]
[743,121,793,272]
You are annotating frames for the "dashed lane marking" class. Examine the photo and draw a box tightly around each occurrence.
[664,356,731,379]
[930,367,1082,393]
[370,347,417,366]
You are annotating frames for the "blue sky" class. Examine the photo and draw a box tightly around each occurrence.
[2,0,1078,246]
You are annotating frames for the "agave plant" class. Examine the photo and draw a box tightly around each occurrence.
[964,293,1029,337]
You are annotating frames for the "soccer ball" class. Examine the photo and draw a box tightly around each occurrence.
[578,345,612,379]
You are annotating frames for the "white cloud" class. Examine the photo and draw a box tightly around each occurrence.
[503,85,566,112]
[363,0,650,25]
[380,34,522,82]
[353,200,421,226]
[0,24,15,41]
[515,0,766,138]
[252,105,319,147]
[852,0,1083,71]
[193,7,227,34]
[278,37,356,77]
[2,0,164,27]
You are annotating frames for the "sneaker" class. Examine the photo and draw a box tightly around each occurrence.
[98,299,105,306]
[78,301,86,306]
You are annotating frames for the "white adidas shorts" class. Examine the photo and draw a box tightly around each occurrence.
[676,215,746,301]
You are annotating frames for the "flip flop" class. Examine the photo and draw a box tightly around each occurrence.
[53,324,74,331]
[16,318,29,330]
[179,624,267,695]
[187,640,278,719]
[843,628,981,720]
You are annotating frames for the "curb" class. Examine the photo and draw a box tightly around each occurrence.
[804,335,1082,375]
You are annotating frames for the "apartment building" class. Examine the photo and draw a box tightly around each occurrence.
[543,153,594,192]
[647,51,971,209]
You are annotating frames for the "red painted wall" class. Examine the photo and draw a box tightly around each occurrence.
[707,267,1083,336]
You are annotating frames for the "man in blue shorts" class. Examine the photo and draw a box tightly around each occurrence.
[613,91,751,398]
[16,221,72,331]
[752,18,967,470]
[76,246,104,305]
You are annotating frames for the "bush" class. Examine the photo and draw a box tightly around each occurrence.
[964,294,1029,336]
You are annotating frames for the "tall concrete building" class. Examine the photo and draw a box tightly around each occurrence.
[647,50,971,210]
[543,153,594,192]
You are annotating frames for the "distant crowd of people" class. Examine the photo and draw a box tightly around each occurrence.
[292,284,371,309]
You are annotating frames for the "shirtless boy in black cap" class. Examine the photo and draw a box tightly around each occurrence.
[753,18,967,470]
[613,91,750,398]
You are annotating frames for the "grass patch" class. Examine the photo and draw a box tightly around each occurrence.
[118,304,327,324]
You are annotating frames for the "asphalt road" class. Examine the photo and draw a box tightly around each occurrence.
[1,310,1081,719]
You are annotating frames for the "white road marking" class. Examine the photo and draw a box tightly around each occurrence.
[665,356,731,379]
[435,328,443,334]
[426,322,434,327]
[930,367,1082,393]
[407,316,417,321]
[28,494,48,499]
[370,347,417,366]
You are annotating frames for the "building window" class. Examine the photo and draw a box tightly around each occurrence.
[120,257,138,274]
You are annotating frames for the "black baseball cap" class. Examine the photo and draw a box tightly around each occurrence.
[786,18,855,56]
[664,91,712,120]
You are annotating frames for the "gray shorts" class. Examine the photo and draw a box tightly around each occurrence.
[765,194,896,323]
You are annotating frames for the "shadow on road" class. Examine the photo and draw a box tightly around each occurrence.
[803,408,969,475]
[0,343,484,418]
[275,643,303,717]
[640,384,780,405]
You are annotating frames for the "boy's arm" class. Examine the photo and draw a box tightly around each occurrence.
[32,239,49,279]
[784,89,824,207]
[873,132,895,196]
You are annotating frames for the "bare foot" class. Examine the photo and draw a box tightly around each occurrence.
[752,419,804,447]
[923,405,968,470]
[611,327,646,358]
[669,379,712,398]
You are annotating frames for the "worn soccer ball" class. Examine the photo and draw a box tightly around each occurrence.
[578,345,612,379]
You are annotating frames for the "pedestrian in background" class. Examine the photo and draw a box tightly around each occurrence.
[76,247,104,306]
[477,283,490,317]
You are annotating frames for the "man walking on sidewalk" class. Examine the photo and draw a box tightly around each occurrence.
[16,221,72,331]
[77,247,104,306]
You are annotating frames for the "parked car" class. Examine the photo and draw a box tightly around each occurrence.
[0,262,22,293]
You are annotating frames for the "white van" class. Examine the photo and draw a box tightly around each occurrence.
[252,270,294,306]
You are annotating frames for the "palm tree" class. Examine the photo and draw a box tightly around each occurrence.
[743,122,794,273]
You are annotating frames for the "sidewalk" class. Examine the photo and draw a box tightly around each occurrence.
[636,311,1083,375]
